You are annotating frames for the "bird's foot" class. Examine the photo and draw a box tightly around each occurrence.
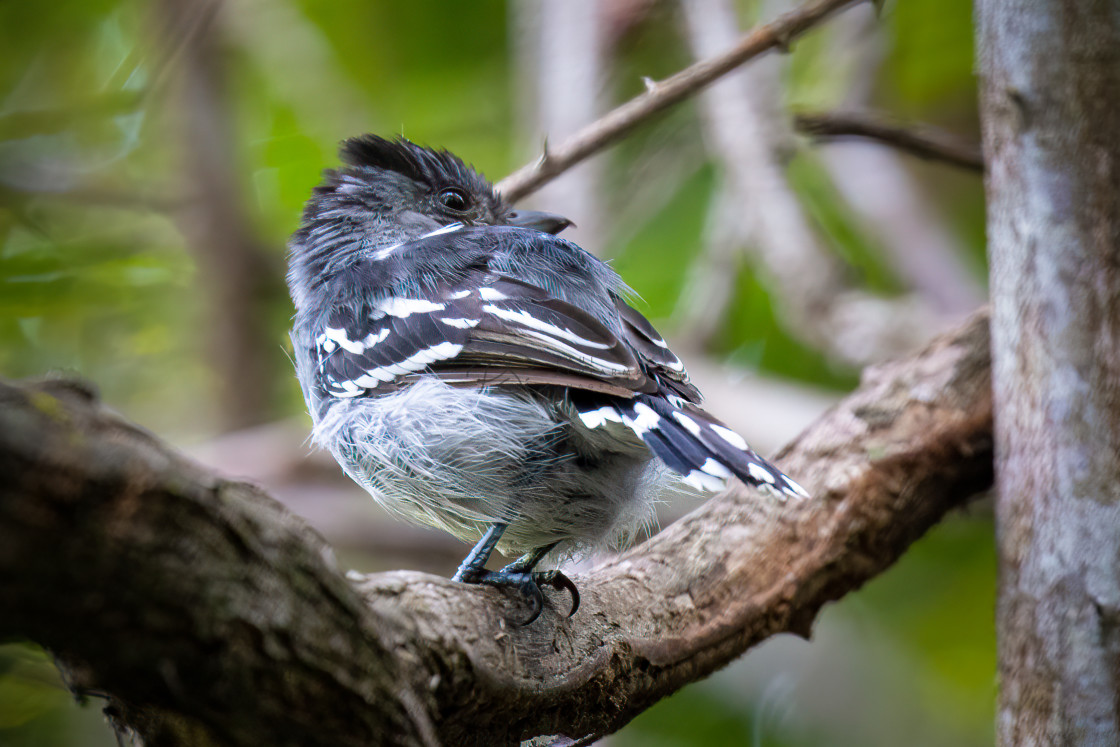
[454,567,580,625]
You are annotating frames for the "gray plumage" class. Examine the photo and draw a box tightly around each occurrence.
[309,378,666,554]
[287,134,806,566]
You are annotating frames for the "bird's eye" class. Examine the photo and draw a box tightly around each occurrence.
[438,187,470,212]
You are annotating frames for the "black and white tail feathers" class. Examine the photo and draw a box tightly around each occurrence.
[575,390,809,500]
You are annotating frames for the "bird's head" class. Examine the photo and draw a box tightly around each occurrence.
[332,134,509,233]
[288,135,570,307]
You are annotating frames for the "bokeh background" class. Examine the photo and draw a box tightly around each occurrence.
[0,0,991,745]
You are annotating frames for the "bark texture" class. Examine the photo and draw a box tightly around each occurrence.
[977,2,1120,743]
[0,311,992,746]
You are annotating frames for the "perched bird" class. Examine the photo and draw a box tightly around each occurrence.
[287,135,807,623]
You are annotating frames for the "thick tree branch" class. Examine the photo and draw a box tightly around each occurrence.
[0,309,993,746]
[795,111,985,172]
[495,0,867,203]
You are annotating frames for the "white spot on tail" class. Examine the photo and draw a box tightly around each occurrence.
[783,477,810,499]
[672,412,703,438]
[700,458,733,480]
[711,423,749,451]
[666,394,691,409]
[625,402,661,436]
[747,462,777,484]
[682,469,726,492]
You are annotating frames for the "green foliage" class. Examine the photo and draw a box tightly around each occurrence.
[616,687,783,747]
[849,513,998,741]
[611,162,716,319]
[786,150,906,295]
[883,0,976,115]
[719,266,860,391]
[0,645,65,730]
[0,644,116,747]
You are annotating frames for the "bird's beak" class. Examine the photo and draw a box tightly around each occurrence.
[506,209,574,235]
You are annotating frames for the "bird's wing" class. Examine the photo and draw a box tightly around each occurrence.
[311,271,668,399]
[307,223,708,401]
[613,296,702,403]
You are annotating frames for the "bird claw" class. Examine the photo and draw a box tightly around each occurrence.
[535,570,580,618]
[459,568,580,625]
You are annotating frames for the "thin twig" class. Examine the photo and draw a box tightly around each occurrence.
[496,0,868,202]
[795,111,985,172]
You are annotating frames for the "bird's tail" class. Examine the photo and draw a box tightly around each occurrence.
[580,392,809,500]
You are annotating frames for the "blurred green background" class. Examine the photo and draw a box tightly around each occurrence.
[0,0,991,744]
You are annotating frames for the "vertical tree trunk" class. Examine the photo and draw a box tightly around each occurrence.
[977,1,1120,743]
[155,0,284,431]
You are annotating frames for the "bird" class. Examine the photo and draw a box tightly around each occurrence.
[287,134,808,623]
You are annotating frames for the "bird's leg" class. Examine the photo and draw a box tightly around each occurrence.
[453,535,580,625]
[501,543,557,574]
[452,522,508,582]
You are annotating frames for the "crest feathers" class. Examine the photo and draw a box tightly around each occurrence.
[339,134,490,194]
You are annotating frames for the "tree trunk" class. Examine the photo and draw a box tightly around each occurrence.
[977,1,1120,743]
[155,0,285,431]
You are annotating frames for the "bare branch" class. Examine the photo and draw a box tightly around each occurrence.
[495,0,868,203]
[795,111,984,172]
[0,309,993,746]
